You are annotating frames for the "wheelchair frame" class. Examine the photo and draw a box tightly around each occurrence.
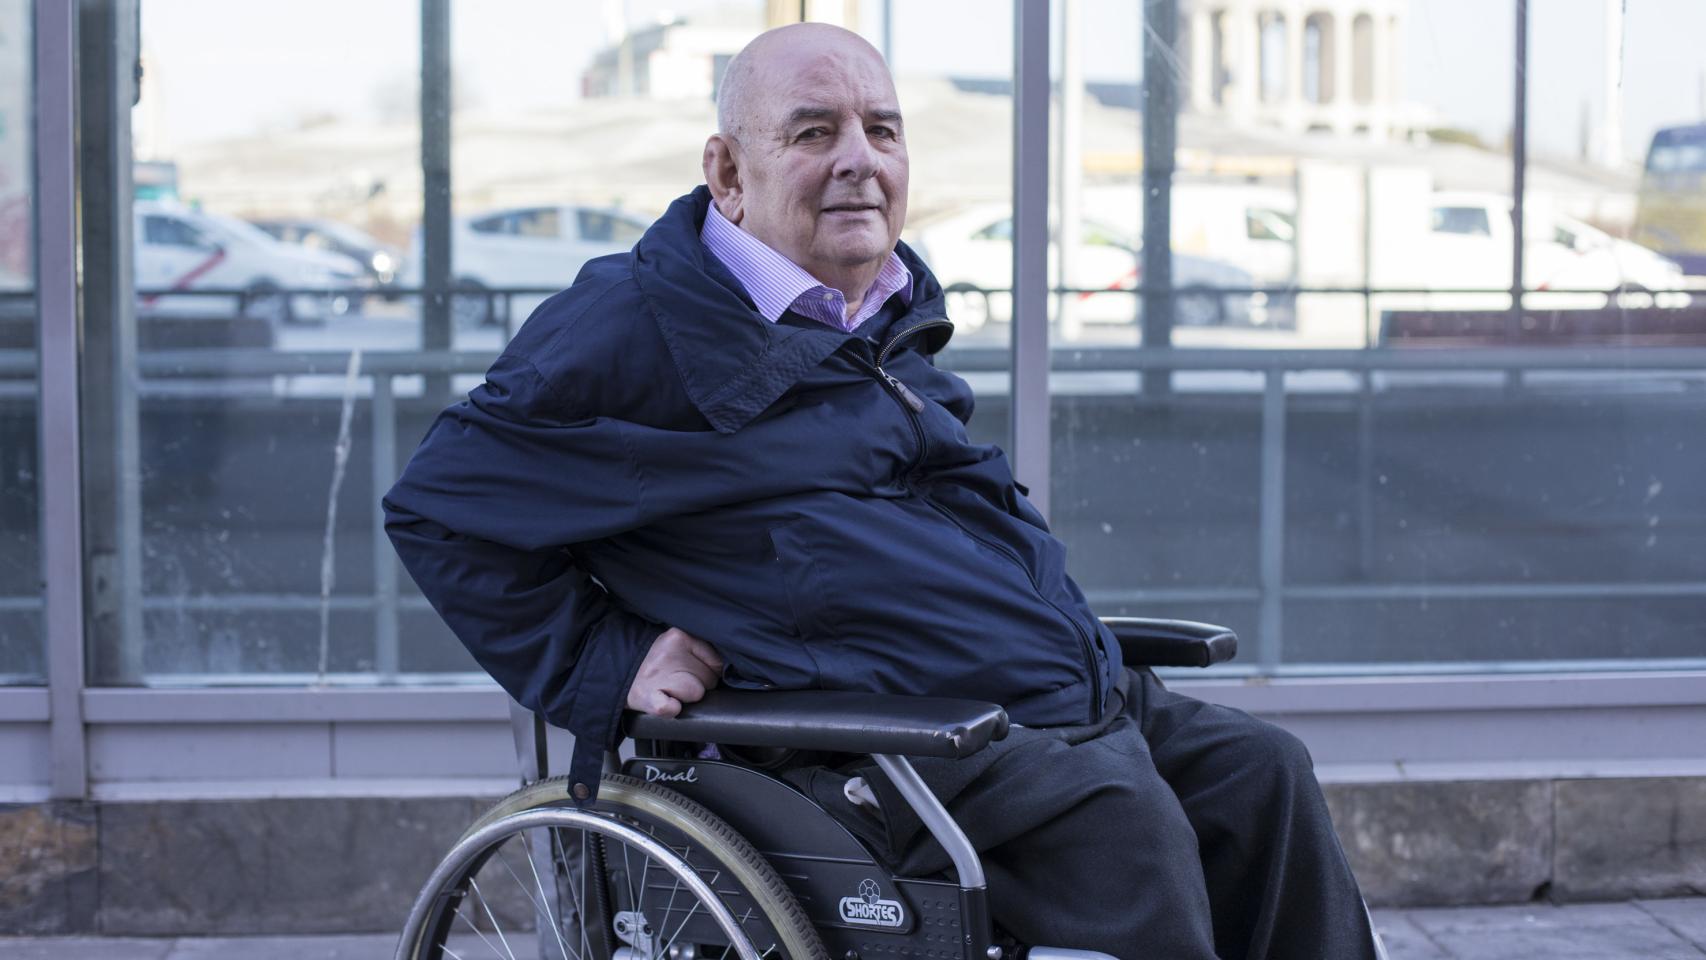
[395,618,1382,960]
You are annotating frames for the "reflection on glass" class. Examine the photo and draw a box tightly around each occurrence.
[0,0,41,683]
[102,0,428,684]
[102,1,1017,683]
[1053,0,1706,673]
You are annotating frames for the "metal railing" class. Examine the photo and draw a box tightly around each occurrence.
[5,277,1706,680]
[6,338,1705,680]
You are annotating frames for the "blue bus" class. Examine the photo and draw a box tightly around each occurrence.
[1633,123,1706,275]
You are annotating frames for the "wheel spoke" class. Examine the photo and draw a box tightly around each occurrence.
[506,832,580,960]
[652,867,685,959]
[453,890,513,960]
[407,780,820,960]
[654,898,702,960]
[621,832,640,927]
[557,827,592,960]
[468,878,520,960]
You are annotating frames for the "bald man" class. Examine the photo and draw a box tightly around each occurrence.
[386,22,1378,960]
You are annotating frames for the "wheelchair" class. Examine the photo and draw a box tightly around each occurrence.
[395,618,1386,960]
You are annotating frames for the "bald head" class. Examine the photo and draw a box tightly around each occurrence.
[716,23,891,142]
[702,22,909,307]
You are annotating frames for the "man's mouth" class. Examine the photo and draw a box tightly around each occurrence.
[823,203,880,214]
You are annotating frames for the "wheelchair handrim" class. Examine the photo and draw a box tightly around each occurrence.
[395,805,763,960]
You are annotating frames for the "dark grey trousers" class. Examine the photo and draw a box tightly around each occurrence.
[790,668,1377,960]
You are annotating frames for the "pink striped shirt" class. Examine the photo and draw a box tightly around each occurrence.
[700,202,912,333]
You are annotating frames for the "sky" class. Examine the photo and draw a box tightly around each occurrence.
[135,0,1706,164]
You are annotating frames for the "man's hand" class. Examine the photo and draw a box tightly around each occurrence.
[627,627,724,718]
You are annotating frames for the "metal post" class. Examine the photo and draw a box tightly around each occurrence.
[372,376,399,679]
[1058,0,1084,343]
[881,0,893,68]
[79,0,144,686]
[421,0,453,401]
[1257,370,1287,671]
[1508,0,1528,341]
[1361,166,1374,347]
[1011,0,1052,522]
[37,0,86,799]
[1355,371,1377,581]
[1141,0,1179,396]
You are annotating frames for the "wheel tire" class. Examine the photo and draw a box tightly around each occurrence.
[401,773,829,960]
[944,283,990,333]
[452,277,495,327]
[242,280,294,325]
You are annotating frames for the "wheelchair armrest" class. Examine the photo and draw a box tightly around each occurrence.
[1101,617,1238,668]
[625,688,1010,760]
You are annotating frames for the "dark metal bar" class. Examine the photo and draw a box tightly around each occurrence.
[1509,0,1529,340]
[421,0,453,400]
[1141,0,1180,395]
[38,0,88,800]
[881,0,893,68]
[1011,0,1052,520]
[24,344,1704,379]
[78,0,145,687]
[1257,370,1286,670]
[372,377,399,679]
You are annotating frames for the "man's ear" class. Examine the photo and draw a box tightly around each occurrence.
[702,134,744,223]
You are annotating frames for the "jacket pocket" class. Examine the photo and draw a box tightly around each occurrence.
[767,519,834,645]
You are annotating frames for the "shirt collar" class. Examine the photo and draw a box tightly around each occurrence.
[700,201,912,325]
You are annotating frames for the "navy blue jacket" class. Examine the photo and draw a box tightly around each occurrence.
[384,187,1119,798]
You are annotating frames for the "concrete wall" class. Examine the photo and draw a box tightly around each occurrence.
[5,776,1704,935]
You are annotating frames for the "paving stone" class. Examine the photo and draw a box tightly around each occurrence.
[1324,780,1553,907]
[1638,898,1706,952]
[1367,910,1452,960]
[162,934,396,959]
[0,803,99,934]
[0,938,174,959]
[96,796,477,936]
[439,933,542,960]
[1554,778,1706,902]
[1408,900,1654,932]
[1415,913,1701,959]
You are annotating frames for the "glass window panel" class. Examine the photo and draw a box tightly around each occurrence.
[1050,0,1706,674]
[889,0,1016,447]
[85,0,424,684]
[0,0,41,684]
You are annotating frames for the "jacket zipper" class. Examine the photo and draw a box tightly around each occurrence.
[870,317,1105,722]
[874,317,949,417]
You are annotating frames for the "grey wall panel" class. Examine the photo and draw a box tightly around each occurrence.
[330,721,513,779]
[88,723,332,781]
[0,690,50,721]
[0,723,51,793]
[1259,707,1706,766]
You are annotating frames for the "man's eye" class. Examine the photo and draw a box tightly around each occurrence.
[869,125,897,140]
[796,127,828,142]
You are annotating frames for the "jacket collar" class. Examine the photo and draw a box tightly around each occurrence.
[632,186,950,434]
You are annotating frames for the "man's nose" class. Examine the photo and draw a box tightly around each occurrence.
[831,127,880,181]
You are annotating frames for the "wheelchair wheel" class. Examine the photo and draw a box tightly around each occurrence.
[397,773,828,960]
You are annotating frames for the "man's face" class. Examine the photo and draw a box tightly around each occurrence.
[729,43,909,281]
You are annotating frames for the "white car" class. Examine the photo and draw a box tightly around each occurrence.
[1418,192,1688,310]
[399,205,653,326]
[907,204,1256,336]
[135,201,367,324]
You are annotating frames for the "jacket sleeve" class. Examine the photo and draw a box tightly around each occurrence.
[383,353,657,802]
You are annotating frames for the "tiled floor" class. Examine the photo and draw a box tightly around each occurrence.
[3,898,1703,959]
[1374,899,1706,960]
